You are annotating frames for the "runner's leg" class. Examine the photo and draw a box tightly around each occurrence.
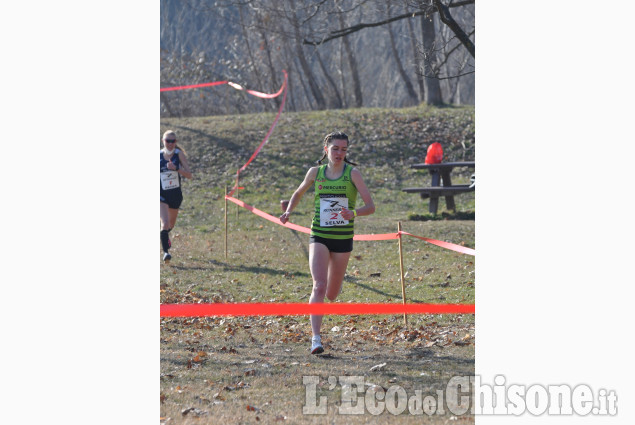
[325,251,351,301]
[309,242,330,337]
[160,202,171,253]
[168,208,179,230]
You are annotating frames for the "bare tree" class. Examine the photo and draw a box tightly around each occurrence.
[337,1,363,108]
[432,0,474,58]
[386,0,419,105]
[160,0,474,116]
[420,6,443,105]
[406,16,425,100]
[288,0,327,109]
[238,4,271,111]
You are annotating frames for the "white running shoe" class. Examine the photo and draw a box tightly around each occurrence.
[163,252,172,263]
[311,335,324,354]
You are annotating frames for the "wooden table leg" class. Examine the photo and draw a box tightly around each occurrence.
[430,170,441,186]
[429,170,440,214]
[441,169,456,212]
[445,196,456,212]
[429,195,439,214]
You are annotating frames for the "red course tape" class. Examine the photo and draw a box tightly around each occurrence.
[228,71,288,196]
[160,81,229,92]
[160,303,475,317]
[224,196,474,255]
[400,231,476,256]
[162,73,475,320]
[160,71,289,198]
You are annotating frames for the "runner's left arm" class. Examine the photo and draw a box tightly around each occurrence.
[177,151,193,179]
[345,168,375,218]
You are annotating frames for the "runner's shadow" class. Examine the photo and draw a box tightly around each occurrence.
[345,278,428,303]
[170,125,243,152]
[288,228,309,260]
[172,259,310,278]
[315,353,338,359]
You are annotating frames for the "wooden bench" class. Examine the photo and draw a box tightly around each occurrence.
[403,161,475,214]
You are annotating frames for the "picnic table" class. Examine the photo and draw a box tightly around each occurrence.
[402,161,475,214]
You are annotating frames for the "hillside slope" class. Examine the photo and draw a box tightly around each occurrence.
[162,104,473,189]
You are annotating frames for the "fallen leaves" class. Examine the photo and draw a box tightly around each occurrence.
[454,333,473,346]
[191,351,207,363]
[181,407,208,417]
[224,381,249,391]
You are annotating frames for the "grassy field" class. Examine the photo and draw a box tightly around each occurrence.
[160,104,475,424]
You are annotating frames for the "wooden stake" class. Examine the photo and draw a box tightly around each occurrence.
[224,186,228,260]
[398,221,408,327]
[235,177,239,221]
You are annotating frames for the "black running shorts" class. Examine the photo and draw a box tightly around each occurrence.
[309,235,353,253]
[160,189,183,209]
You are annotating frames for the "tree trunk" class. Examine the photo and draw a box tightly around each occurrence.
[280,36,297,111]
[239,5,271,112]
[433,0,475,58]
[293,55,316,110]
[338,7,363,107]
[406,17,424,102]
[315,47,343,109]
[421,11,443,105]
[338,38,348,109]
[386,1,418,105]
[257,23,281,110]
[307,18,342,109]
[160,92,175,117]
[289,0,326,110]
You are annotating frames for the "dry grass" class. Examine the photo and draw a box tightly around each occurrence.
[160,104,475,423]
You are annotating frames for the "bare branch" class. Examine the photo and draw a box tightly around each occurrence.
[433,0,474,57]
[304,10,426,45]
[303,0,473,46]
[426,70,474,80]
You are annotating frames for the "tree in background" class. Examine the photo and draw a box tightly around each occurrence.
[160,0,474,117]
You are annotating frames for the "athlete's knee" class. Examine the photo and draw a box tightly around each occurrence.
[311,281,327,299]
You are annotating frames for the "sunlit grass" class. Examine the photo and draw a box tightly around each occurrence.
[160,104,475,423]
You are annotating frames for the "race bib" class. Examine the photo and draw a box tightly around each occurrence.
[319,196,349,227]
[161,171,180,190]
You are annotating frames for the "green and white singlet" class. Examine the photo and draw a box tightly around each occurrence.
[310,164,358,240]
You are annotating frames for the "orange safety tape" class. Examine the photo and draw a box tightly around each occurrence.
[226,195,310,234]
[225,196,475,255]
[227,71,288,196]
[225,195,397,240]
[401,231,475,256]
[160,71,288,198]
[159,81,228,92]
[160,78,285,97]
[160,302,475,317]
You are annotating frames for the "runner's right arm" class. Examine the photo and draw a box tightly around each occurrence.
[279,167,318,224]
